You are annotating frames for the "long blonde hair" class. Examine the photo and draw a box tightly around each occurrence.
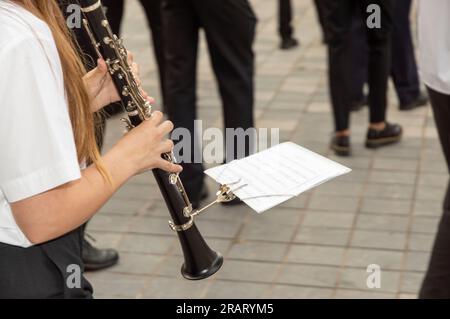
[14,0,108,179]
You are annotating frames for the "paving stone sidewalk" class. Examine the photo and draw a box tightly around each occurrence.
[85,0,445,299]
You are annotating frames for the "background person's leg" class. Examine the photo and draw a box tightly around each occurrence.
[194,0,256,163]
[278,0,298,49]
[322,0,353,133]
[350,8,368,111]
[362,0,393,125]
[139,0,168,108]
[362,0,402,149]
[390,0,424,110]
[420,88,450,298]
[162,0,205,206]
[321,0,353,156]
[102,0,125,35]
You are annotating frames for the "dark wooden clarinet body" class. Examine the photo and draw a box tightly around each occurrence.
[76,0,223,280]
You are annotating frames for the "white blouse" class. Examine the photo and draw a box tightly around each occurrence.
[0,1,81,247]
[418,0,450,94]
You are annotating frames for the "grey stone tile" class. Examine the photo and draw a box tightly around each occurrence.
[114,183,164,201]
[368,170,416,185]
[404,251,430,272]
[309,195,359,213]
[416,185,446,201]
[86,272,148,299]
[372,158,418,172]
[333,289,396,299]
[88,214,133,233]
[216,260,280,283]
[400,272,425,294]
[338,268,401,293]
[355,214,410,232]
[374,146,421,160]
[141,277,209,298]
[420,159,448,173]
[87,231,123,249]
[408,233,435,252]
[277,264,338,288]
[364,184,415,200]
[286,245,346,266]
[228,241,287,262]
[107,252,164,276]
[337,169,369,183]
[418,173,448,188]
[239,221,297,243]
[279,195,308,209]
[345,248,404,270]
[361,198,411,215]
[246,207,303,226]
[351,230,407,250]
[117,233,176,255]
[413,199,442,216]
[195,219,243,239]
[302,211,355,228]
[269,285,333,298]
[315,181,365,197]
[411,216,439,234]
[206,281,270,299]
[128,216,176,236]
[99,198,149,215]
[328,156,372,170]
[295,227,351,246]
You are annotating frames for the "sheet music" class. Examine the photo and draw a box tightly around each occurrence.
[205,142,351,213]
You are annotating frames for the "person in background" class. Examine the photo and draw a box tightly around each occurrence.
[417,0,450,299]
[313,0,327,44]
[161,0,257,208]
[99,0,166,113]
[278,0,299,50]
[350,0,428,112]
[322,0,402,157]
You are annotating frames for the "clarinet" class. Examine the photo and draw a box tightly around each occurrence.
[76,0,235,280]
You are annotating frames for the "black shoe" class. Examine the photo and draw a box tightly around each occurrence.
[82,235,119,271]
[399,92,429,111]
[191,185,209,210]
[351,95,368,112]
[330,135,351,156]
[280,37,299,50]
[365,122,403,149]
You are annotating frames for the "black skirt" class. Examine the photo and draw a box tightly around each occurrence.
[0,227,93,299]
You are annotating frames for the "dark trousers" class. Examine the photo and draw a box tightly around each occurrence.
[101,0,167,107]
[278,0,294,40]
[162,0,256,201]
[322,0,394,132]
[351,0,420,106]
[313,0,327,43]
[0,228,92,299]
[419,88,450,299]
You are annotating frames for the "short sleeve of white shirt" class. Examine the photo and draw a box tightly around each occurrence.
[0,36,81,203]
[0,1,82,248]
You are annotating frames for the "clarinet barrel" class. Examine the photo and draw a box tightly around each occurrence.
[76,0,223,280]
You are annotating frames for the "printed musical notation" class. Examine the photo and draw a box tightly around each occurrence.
[205,142,351,213]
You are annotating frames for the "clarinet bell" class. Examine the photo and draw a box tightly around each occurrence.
[178,225,224,280]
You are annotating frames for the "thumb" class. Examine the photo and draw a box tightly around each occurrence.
[95,59,108,75]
